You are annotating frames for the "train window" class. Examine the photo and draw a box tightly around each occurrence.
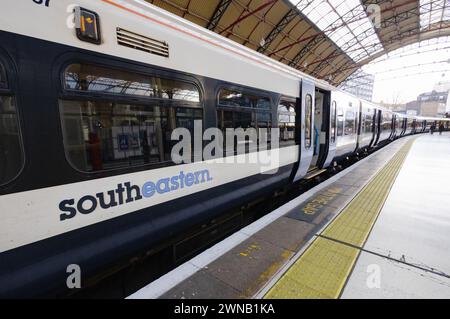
[60,100,203,172]
[64,64,200,103]
[345,110,355,135]
[61,64,203,172]
[218,88,270,109]
[337,106,344,137]
[217,109,253,130]
[256,97,271,110]
[382,113,391,131]
[278,99,296,147]
[219,89,252,108]
[257,110,272,128]
[364,113,373,134]
[0,63,6,88]
[330,101,337,143]
[0,95,23,185]
[217,88,272,154]
[217,109,272,154]
[0,58,24,185]
[304,94,312,149]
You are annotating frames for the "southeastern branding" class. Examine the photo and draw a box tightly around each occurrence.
[59,169,213,221]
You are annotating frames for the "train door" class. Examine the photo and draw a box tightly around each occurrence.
[308,88,332,171]
[390,115,396,139]
[401,117,407,136]
[413,119,418,133]
[374,109,382,145]
[356,101,363,150]
[368,108,377,147]
[395,116,401,138]
[414,119,422,133]
[322,94,337,168]
[292,80,314,182]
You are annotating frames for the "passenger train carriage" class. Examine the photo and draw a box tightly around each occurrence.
[0,0,448,297]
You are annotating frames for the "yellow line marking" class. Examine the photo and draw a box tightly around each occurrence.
[264,138,416,299]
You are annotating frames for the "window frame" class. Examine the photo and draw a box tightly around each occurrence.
[0,55,25,187]
[304,94,313,149]
[58,59,205,174]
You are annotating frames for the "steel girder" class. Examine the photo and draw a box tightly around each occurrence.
[207,0,233,31]
[257,8,298,53]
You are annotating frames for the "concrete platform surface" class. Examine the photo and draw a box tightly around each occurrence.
[342,133,450,298]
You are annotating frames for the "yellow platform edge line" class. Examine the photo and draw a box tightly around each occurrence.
[264,138,416,299]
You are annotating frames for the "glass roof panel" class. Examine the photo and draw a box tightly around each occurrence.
[420,0,450,30]
[290,0,383,62]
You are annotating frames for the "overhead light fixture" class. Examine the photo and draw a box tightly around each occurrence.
[260,38,266,47]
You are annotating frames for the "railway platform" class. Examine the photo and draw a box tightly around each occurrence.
[128,133,450,299]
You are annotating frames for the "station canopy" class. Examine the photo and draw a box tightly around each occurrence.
[147,0,450,85]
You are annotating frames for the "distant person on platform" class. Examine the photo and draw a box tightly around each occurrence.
[430,123,436,135]
[439,123,445,135]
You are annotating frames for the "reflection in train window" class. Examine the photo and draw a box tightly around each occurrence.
[278,99,296,148]
[382,113,392,131]
[60,100,203,172]
[394,117,399,131]
[217,109,253,130]
[217,110,272,154]
[64,64,200,102]
[61,64,204,172]
[345,110,355,135]
[305,94,312,149]
[0,95,23,185]
[407,118,414,131]
[218,88,270,109]
[256,97,271,110]
[217,88,272,155]
[364,113,373,134]
[0,63,6,88]
[330,101,337,143]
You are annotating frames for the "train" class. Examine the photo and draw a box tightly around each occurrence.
[0,0,449,297]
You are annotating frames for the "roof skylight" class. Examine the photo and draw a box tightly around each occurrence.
[420,0,450,30]
[290,0,383,62]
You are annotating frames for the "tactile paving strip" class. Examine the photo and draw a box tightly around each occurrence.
[264,138,416,299]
